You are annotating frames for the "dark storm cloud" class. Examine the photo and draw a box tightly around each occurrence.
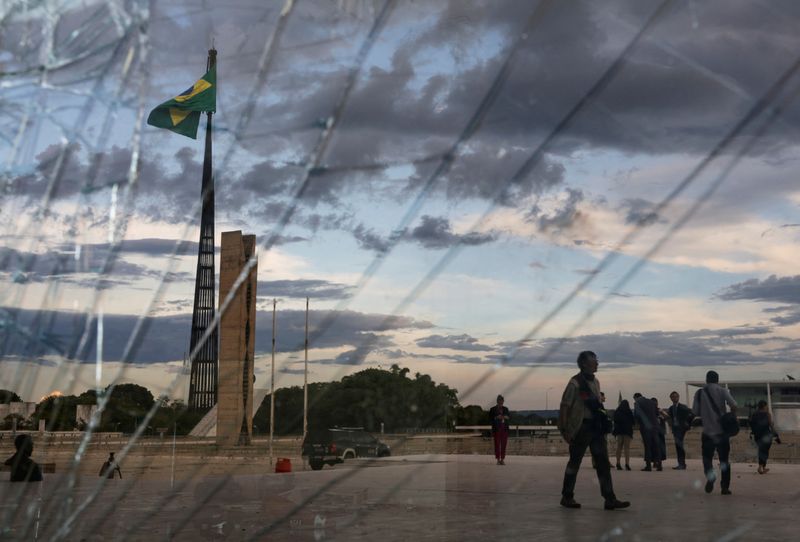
[352,223,393,254]
[484,325,787,367]
[716,275,800,304]
[767,309,800,327]
[257,279,353,300]
[349,215,498,253]
[0,306,433,364]
[716,275,800,327]
[415,333,494,352]
[12,0,800,173]
[8,0,800,255]
[407,215,497,249]
[619,198,665,226]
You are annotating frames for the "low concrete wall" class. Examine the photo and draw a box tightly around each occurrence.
[382,431,800,463]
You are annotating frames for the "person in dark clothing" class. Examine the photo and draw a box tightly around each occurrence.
[4,434,43,483]
[750,400,780,474]
[633,393,661,471]
[558,351,629,510]
[668,391,694,469]
[652,397,668,463]
[692,370,737,495]
[612,400,634,471]
[99,452,123,479]
[489,395,510,465]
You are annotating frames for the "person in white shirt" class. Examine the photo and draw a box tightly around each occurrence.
[692,371,737,495]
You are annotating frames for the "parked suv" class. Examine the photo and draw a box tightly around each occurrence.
[302,428,391,470]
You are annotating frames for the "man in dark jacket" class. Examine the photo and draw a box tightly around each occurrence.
[633,393,661,471]
[667,391,694,470]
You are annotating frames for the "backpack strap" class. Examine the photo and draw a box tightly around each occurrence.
[702,387,723,420]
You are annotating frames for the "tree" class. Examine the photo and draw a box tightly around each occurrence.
[33,394,81,431]
[99,383,155,433]
[0,389,22,403]
[455,405,488,426]
[256,366,462,434]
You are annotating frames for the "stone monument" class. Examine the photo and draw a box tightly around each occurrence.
[216,231,258,445]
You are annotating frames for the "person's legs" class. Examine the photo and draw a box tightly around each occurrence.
[648,431,662,470]
[701,433,716,491]
[562,426,591,500]
[493,432,501,461]
[640,429,652,468]
[615,435,623,467]
[623,436,631,467]
[674,430,686,467]
[718,436,731,492]
[757,435,772,471]
[499,429,508,461]
[589,431,615,501]
[757,438,767,468]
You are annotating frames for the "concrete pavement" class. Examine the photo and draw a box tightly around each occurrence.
[0,454,796,541]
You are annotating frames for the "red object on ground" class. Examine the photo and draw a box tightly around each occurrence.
[275,458,292,473]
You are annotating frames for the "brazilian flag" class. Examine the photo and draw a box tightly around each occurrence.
[147,68,216,139]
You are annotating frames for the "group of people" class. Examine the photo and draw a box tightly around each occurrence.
[550,351,781,510]
[612,390,694,472]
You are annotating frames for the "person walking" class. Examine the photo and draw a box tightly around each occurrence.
[558,351,629,510]
[489,395,510,465]
[633,393,661,471]
[692,370,737,495]
[612,400,634,471]
[4,434,43,482]
[667,391,694,470]
[750,400,780,474]
[99,452,123,479]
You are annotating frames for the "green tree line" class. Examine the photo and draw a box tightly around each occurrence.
[3,366,546,436]
[255,364,498,435]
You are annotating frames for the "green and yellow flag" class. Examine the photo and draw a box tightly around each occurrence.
[147,68,216,139]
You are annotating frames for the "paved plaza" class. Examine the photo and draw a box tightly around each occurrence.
[1,454,797,541]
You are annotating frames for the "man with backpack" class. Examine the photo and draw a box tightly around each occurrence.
[692,370,737,495]
[558,351,630,510]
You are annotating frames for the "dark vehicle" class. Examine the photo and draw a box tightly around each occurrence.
[302,428,391,471]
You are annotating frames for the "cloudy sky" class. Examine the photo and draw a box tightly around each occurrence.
[2,0,800,411]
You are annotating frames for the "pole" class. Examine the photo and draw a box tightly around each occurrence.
[270,298,276,465]
[170,422,176,490]
[303,297,309,441]
[188,47,218,410]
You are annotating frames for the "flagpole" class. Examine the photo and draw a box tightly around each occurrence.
[303,297,309,441]
[187,47,218,410]
[270,298,276,466]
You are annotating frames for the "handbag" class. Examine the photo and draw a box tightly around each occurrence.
[703,388,739,437]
